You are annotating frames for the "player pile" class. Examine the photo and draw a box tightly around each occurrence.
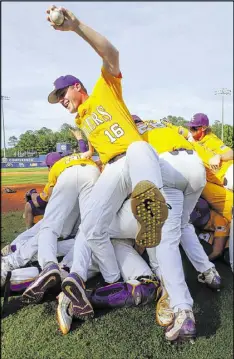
[1,5,233,345]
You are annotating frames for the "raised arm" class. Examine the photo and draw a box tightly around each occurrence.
[47,5,120,76]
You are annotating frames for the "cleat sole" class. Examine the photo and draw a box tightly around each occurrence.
[22,272,61,304]
[131,181,168,247]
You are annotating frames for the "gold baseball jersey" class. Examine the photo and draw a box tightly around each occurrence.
[166,123,232,186]
[75,67,142,164]
[48,154,97,188]
[137,120,193,154]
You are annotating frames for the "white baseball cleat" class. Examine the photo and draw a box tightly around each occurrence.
[57,292,73,335]
[197,267,222,291]
[1,257,13,287]
[165,309,196,343]
[1,244,13,257]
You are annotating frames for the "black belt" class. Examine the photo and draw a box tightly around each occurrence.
[108,152,126,164]
[170,148,193,155]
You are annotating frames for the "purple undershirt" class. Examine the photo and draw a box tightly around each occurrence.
[78,139,88,153]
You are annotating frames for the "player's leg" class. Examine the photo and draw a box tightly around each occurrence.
[1,235,76,289]
[147,188,193,306]
[66,158,130,287]
[22,166,94,304]
[1,221,42,257]
[126,141,168,247]
[202,182,233,222]
[24,201,34,229]
[150,187,196,342]
[180,191,221,290]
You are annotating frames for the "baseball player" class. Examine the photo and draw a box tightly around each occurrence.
[130,116,221,342]
[179,113,233,191]
[162,118,233,223]
[46,5,168,318]
[23,185,49,229]
[21,150,100,303]
[190,198,230,261]
[2,200,161,335]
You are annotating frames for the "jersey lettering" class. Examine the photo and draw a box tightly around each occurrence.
[64,154,81,164]
[104,123,125,143]
[137,121,166,135]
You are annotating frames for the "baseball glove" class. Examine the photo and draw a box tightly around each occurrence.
[4,187,17,194]
[25,188,37,202]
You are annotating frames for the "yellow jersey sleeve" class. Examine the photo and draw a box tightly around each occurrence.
[75,67,142,164]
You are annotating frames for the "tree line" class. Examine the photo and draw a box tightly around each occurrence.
[2,117,233,158]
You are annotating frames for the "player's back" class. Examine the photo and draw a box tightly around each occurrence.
[139,121,193,154]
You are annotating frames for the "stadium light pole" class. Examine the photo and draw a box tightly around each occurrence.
[214,88,231,141]
[1,95,10,158]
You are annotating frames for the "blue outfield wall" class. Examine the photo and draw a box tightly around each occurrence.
[1,155,47,169]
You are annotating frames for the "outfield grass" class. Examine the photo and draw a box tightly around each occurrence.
[1,167,47,173]
[1,211,233,359]
[1,167,48,185]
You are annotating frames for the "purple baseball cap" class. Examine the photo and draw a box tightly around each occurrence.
[132,115,143,124]
[45,152,62,167]
[48,75,83,104]
[190,198,210,228]
[187,113,209,128]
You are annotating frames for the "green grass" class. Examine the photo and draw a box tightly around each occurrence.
[1,211,233,359]
[1,167,48,185]
[2,167,47,173]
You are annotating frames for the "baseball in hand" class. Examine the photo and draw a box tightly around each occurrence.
[49,9,65,26]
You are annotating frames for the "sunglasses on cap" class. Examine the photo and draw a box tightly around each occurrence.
[190,126,202,132]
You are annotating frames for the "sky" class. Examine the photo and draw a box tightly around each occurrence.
[1,1,233,146]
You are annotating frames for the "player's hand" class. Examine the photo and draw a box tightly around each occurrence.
[69,128,83,140]
[46,5,79,32]
[80,150,92,160]
[209,154,221,172]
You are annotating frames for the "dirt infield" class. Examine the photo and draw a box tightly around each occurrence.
[1,184,44,213]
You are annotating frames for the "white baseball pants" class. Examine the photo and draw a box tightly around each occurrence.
[37,165,100,269]
[10,209,79,251]
[8,239,152,288]
[147,151,212,312]
[72,141,164,283]
[5,237,76,270]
